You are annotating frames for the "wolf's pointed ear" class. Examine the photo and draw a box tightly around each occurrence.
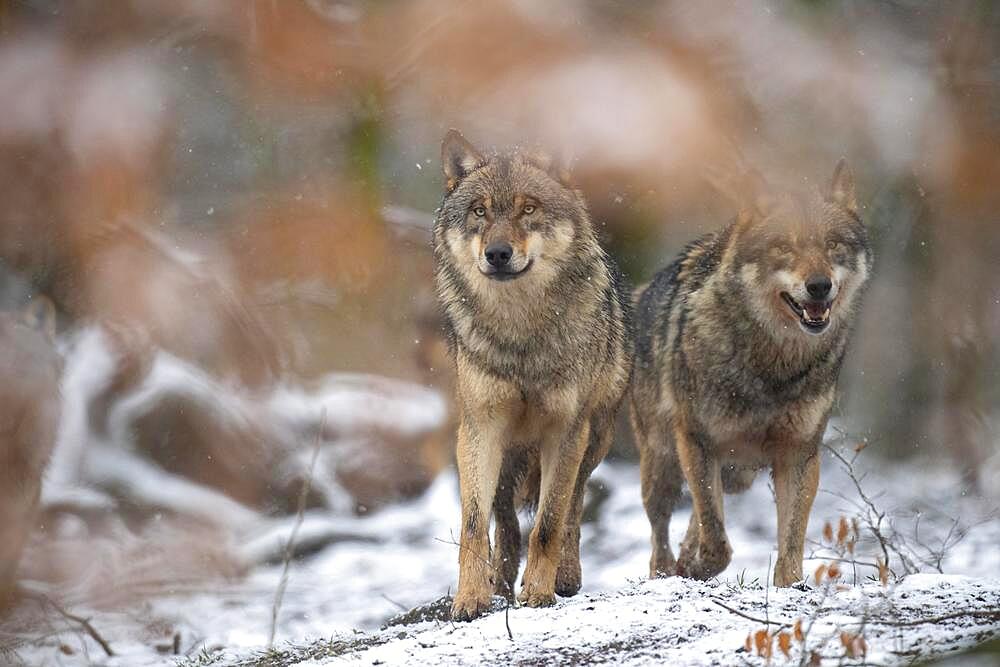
[829,158,858,214]
[705,165,772,219]
[441,129,484,191]
[22,295,56,339]
[524,148,574,186]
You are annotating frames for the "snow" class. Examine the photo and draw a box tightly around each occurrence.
[12,448,999,666]
[324,575,1000,666]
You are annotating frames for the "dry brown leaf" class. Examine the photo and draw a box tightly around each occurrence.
[840,631,854,655]
[840,631,864,658]
[814,564,828,583]
[793,619,804,642]
[778,631,792,658]
[754,629,771,658]
[837,516,850,545]
[827,563,841,580]
[744,633,752,652]
[822,521,834,543]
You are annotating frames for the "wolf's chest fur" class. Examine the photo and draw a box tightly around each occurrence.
[442,253,617,393]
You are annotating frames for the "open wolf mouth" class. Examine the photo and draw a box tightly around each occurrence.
[482,260,533,281]
[781,292,832,334]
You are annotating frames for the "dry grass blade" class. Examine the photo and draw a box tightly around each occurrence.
[268,407,327,649]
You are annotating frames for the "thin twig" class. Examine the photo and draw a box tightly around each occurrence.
[22,590,114,657]
[804,552,881,571]
[268,407,326,649]
[764,552,772,625]
[711,599,792,630]
[380,593,408,612]
[823,444,922,576]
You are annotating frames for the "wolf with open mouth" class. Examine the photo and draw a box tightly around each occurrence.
[630,159,872,587]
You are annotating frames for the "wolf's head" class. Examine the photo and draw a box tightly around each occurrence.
[727,160,871,339]
[436,130,592,289]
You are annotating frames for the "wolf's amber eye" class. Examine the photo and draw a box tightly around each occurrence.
[522,204,536,215]
[774,242,792,254]
[826,239,842,251]
[472,206,486,217]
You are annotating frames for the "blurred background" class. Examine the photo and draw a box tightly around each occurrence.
[0,0,998,661]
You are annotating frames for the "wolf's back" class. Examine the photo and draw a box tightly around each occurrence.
[635,231,725,354]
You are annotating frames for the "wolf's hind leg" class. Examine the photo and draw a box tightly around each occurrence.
[721,464,758,494]
[556,408,613,597]
[636,408,683,578]
[520,416,589,608]
[553,479,585,599]
[674,421,731,580]
[677,510,699,566]
[492,456,521,600]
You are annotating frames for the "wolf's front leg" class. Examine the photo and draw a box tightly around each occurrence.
[772,441,820,587]
[519,416,589,607]
[451,417,505,621]
[674,421,731,579]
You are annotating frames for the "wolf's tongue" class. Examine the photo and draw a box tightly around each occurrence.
[803,302,828,320]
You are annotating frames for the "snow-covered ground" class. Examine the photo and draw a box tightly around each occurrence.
[5,439,997,666]
[303,574,1000,666]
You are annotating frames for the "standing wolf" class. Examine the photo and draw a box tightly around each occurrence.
[434,130,633,620]
[631,161,871,587]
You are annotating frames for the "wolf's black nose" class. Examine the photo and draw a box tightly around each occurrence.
[805,275,833,299]
[484,242,513,268]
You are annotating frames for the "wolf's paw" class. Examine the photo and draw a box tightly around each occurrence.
[676,547,730,580]
[517,582,556,608]
[773,558,803,587]
[650,565,678,579]
[650,554,678,579]
[554,561,582,597]
[674,555,696,579]
[450,589,494,622]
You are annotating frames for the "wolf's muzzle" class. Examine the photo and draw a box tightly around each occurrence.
[484,242,513,268]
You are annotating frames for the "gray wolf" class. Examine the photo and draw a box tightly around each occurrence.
[630,160,871,586]
[434,130,633,619]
